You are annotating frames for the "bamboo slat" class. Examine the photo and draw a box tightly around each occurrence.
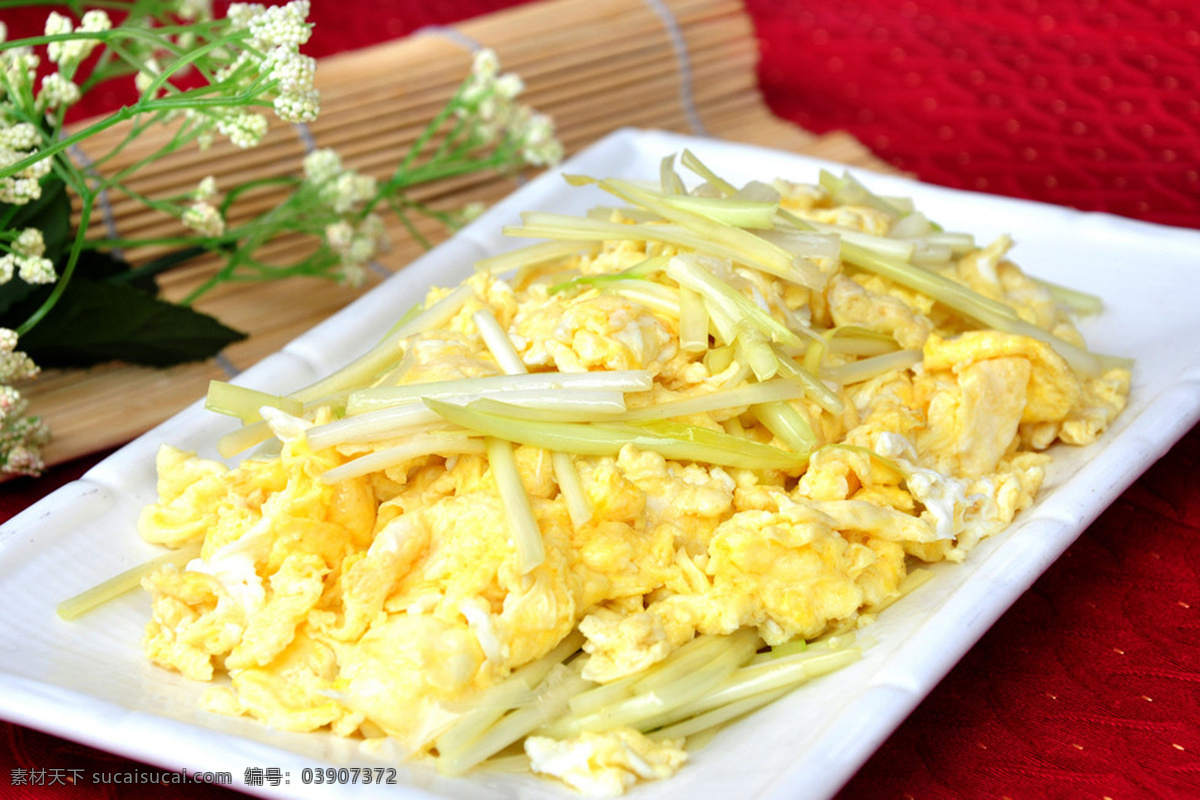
[16,0,892,471]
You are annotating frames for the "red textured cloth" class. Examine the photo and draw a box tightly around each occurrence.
[2,1,1199,798]
[751,0,1200,229]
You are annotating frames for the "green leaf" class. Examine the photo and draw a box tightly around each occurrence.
[0,271,40,320]
[76,248,161,295]
[6,277,246,368]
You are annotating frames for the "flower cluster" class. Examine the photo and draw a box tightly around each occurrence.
[323,215,387,287]
[0,141,52,205]
[128,1,320,150]
[181,176,225,237]
[0,228,56,285]
[174,0,214,22]
[227,1,321,126]
[457,49,563,167]
[303,149,388,286]
[1,106,52,205]
[1,5,561,480]
[305,149,377,214]
[0,329,49,477]
[44,10,112,71]
[22,9,114,116]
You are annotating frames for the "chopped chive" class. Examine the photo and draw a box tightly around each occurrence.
[58,543,202,621]
[486,436,545,575]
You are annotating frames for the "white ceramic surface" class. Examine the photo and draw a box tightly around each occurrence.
[3,128,1199,800]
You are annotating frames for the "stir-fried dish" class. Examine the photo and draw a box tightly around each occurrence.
[130,153,1130,795]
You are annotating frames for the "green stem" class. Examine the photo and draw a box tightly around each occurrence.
[179,269,224,304]
[359,89,468,218]
[80,234,213,249]
[426,113,473,166]
[103,112,206,187]
[2,41,266,181]
[1,105,136,180]
[107,245,208,284]
[179,216,274,305]
[405,196,465,230]
[17,192,94,336]
[388,198,432,250]
[399,151,511,187]
[397,88,465,175]
[141,27,247,101]
[219,176,300,216]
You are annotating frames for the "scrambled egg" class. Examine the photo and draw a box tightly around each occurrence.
[525,729,687,797]
[137,167,1129,794]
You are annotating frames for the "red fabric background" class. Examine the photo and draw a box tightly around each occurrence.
[2,1,1198,798]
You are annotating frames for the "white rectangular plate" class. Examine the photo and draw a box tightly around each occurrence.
[3,128,1199,800]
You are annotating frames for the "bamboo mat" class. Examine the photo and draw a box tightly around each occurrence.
[20,0,894,470]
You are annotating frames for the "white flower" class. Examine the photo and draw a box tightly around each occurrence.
[2,442,47,477]
[43,11,72,36]
[30,155,51,179]
[17,255,56,285]
[475,94,516,141]
[12,229,45,258]
[0,381,52,477]
[216,111,269,148]
[0,123,41,150]
[45,9,110,68]
[194,176,218,201]
[227,3,266,28]
[79,10,113,35]
[1,142,52,200]
[182,202,225,237]
[460,49,501,106]
[472,49,500,82]
[308,154,377,214]
[453,54,538,147]
[460,201,487,223]
[249,1,312,49]
[267,46,316,93]
[303,148,342,184]
[212,49,255,85]
[184,110,217,150]
[520,112,555,146]
[0,179,39,205]
[43,12,73,64]
[358,213,387,247]
[134,57,162,95]
[274,88,320,123]
[38,72,82,110]
[0,351,38,381]
[517,111,563,166]
[327,214,387,287]
[325,220,354,251]
[0,147,52,182]
[337,261,366,287]
[494,73,524,100]
[346,233,377,265]
[3,230,55,284]
[0,385,24,420]
[175,0,214,22]
[324,172,376,214]
[0,330,38,382]
[526,138,563,167]
[1,47,40,90]
[0,328,19,353]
